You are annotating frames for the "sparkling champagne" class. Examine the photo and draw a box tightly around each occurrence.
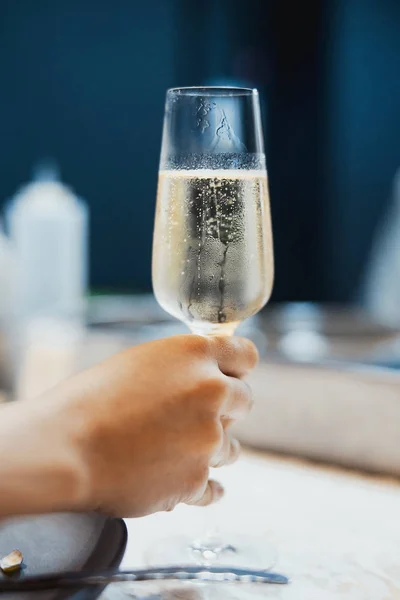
[152,169,274,335]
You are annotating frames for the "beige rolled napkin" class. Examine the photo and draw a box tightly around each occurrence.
[234,361,400,475]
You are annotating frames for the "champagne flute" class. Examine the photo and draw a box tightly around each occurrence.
[150,87,274,568]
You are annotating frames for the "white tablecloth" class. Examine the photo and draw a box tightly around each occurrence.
[102,450,400,599]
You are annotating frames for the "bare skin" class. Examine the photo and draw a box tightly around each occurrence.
[0,334,258,519]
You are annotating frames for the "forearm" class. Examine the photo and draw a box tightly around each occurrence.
[0,400,87,518]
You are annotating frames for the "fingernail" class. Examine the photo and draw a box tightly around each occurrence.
[213,481,224,499]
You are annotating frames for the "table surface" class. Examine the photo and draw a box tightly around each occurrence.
[2,306,399,598]
[101,449,400,599]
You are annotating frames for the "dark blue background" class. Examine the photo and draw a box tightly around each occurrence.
[0,0,399,300]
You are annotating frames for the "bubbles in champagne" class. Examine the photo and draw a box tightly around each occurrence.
[152,170,273,332]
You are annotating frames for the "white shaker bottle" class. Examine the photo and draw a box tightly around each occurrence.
[6,162,88,323]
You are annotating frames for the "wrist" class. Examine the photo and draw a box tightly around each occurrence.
[0,400,90,517]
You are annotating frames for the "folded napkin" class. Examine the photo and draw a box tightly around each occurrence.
[234,361,400,475]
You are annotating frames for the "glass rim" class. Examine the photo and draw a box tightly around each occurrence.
[167,86,258,97]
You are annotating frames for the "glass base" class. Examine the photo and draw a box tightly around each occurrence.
[145,532,277,570]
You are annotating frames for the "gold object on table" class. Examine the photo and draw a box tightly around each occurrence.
[0,549,23,573]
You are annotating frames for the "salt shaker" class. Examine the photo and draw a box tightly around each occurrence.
[362,168,400,328]
[6,163,88,323]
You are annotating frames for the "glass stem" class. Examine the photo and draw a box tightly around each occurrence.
[187,326,238,564]
[189,322,238,337]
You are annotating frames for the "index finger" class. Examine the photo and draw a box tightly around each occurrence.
[208,336,259,379]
